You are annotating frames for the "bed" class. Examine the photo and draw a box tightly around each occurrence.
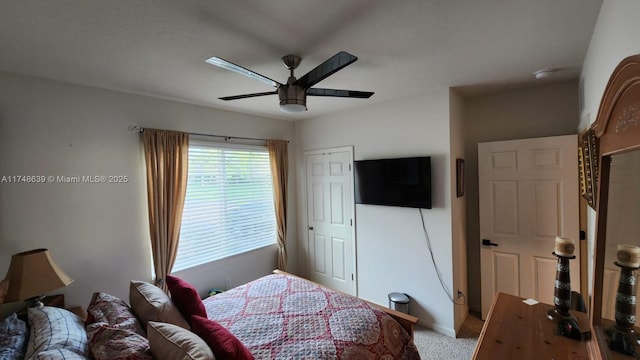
[0,271,421,360]
[202,271,419,359]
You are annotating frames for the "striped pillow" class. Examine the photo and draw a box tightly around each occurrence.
[26,306,89,359]
[33,348,88,359]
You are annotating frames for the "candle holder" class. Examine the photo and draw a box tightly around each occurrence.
[606,261,640,355]
[546,252,582,339]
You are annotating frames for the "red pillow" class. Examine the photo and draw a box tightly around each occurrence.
[165,275,207,325]
[191,315,254,360]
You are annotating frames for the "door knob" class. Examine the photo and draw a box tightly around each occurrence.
[482,239,498,247]
[308,226,314,231]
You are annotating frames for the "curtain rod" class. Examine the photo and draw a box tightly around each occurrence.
[130,126,288,143]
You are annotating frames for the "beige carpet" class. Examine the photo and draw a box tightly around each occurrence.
[413,313,483,359]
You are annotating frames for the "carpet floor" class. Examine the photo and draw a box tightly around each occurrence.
[413,313,484,359]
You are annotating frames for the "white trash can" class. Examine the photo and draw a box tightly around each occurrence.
[388,292,410,314]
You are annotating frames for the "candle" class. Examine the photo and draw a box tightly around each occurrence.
[554,236,575,257]
[617,244,640,268]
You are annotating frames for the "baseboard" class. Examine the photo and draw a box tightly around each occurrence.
[418,319,456,338]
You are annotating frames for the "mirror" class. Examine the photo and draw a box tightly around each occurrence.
[600,151,640,324]
[589,54,640,359]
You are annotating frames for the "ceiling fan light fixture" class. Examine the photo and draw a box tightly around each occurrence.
[278,85,307,113]
[280,103,307,113]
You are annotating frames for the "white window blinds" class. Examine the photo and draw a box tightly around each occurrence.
[173,141,276,272]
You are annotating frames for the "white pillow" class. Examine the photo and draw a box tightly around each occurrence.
[26,306,89,359]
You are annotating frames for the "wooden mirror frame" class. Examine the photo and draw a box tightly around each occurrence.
[588,54,640,359]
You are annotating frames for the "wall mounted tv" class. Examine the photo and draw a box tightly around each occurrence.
[354,156,431,209]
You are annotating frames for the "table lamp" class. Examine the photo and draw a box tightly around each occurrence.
[3,248,73,307]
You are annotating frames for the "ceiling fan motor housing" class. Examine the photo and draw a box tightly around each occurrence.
[278,84,307,112]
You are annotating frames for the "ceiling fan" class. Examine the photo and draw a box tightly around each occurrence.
[205,51,374,113]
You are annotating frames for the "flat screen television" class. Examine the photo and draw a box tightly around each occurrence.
[354,156,431,209]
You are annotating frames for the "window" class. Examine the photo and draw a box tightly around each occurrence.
[173,140,276,272]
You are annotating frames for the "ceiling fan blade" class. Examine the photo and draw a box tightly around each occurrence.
[295,51,358,88]
[206,57,281,88]
[307,88,374,98]
[219,91,278,101]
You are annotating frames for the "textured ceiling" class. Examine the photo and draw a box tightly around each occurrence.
[0,0,603,120]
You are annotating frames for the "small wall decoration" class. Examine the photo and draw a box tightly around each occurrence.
[579,129,599,209]
[456,158,465,197]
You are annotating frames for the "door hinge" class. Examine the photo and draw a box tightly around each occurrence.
[350,219,353,226]
[352,274,354,281]
[348,163,351,171]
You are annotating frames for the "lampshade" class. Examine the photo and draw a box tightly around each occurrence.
[4,248,73,304]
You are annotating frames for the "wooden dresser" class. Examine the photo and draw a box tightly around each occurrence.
[472,292,589,359]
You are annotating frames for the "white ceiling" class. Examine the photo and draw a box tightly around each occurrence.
[0,0,603,120]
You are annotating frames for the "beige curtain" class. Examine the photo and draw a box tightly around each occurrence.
[267,140,288,270]
[142,129,189,292]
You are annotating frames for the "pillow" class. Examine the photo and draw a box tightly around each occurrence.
[86,327,152,360]
[191,315,254,360]
[26,306,89,359]
[86,292,145,333]
[147,321,215,360]
[85,292,152,360]
[129,280,190,330]
[34,348,89,359]
[0,313,28,360]
[166,275,207,325]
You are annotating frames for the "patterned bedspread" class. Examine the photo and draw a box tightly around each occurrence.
[202,274,420,359]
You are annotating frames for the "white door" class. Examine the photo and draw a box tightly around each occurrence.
[479,135,579,319]
[305,147,356,295]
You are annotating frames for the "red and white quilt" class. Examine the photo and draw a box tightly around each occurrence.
[203,273,420,359]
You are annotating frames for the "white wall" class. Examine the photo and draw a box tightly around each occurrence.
[295,90,458,335]
[0,71,296,311]
[581,0,640,130]
[580,0,640,300]
[463,80,580,313]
